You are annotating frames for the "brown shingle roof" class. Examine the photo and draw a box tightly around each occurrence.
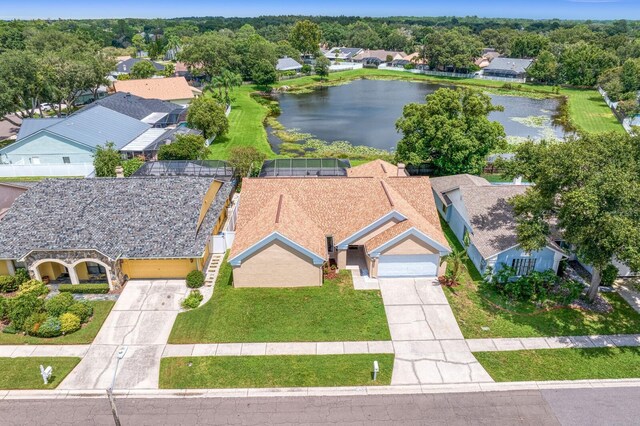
[230,176,449,261]
[114,77,199,101]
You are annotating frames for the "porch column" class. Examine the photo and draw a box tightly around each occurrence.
[30,265,42,281]
[337,249,347,270]
[68,265,80,285]
[6,260,15,276]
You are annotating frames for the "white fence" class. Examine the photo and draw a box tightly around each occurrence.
[598,86,635,134]
[377,64,526,83]
[0,163,94,177]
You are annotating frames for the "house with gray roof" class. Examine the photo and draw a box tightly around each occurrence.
[89,92,186,127]
[323,47,364,62]
[0,106,151,168]
[276,57,303,72]
[483,58,534,79]
[114,58,165,75]
[430,174,566,276]
[0,176,236,289]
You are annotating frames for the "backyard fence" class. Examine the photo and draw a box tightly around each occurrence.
[0,163,94,177]
[598,86,635,134]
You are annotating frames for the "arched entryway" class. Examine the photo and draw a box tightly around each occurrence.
[71,259,113,289]
[31,259,75,284]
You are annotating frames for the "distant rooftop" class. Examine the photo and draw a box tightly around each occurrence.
[484,57,533,74]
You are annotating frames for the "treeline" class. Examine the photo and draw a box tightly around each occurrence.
[1,16,640,118]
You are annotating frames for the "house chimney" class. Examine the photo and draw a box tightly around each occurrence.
[397,163,407,177]
[115,166,124,178]
[513,176,522,185]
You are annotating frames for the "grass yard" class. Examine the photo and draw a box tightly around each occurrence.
[561,87,625,134]
[160,354,394,388]
[440,218,640,339]
[0,357,80,389]
[0,301,114,345]
[207,85,275,160]
[168,260,390,343]
[475,347,640,382]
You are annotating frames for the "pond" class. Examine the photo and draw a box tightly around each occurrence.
[268,79,569,153]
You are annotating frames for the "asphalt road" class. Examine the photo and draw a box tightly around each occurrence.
[0,387,638,425]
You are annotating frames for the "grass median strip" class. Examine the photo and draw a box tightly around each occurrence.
[474,347,640,382]
[0,301,115,345]
[0,357,80,389]
[160,354,394,389]
[169,260,390,343]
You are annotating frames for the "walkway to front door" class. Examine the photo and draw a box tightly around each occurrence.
[379,278,493,385]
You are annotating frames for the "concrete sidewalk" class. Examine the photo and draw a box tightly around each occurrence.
[379,278,492,385]
[162,341,394,357]
[0,345,89,358]
[467,334,640,352]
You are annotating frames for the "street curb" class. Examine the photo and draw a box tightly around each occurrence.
[3,379,640,400]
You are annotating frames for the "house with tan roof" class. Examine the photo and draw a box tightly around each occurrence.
[114,77,201,106]
[229,161,450,287]
[430,174,566,277]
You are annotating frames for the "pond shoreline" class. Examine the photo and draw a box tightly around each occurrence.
[265,76,570,157]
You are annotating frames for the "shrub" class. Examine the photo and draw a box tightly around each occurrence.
[58,283,109,294]
[181,290,203,309]
[45,292,75,317]
[2,323,17,334]
[600,264,619,287]
[59,312,81,334]
[8,293,44,330]
[186,270,205,288]
[0,296,7,320]
[23,312,48,336]
[17,280,49,297]
[14,268,30,286]
[37,316,62,338]
[0,275,18,293]
[67,302,93,323]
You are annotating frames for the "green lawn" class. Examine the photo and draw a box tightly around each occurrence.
[0,301,114,345]
[204,68,622,161]
[160,354,394,388]
[168,260,390,343]
[475,347,640,382]
[440,218,640,338]
[0,357,80,389]
[207,85,275,160]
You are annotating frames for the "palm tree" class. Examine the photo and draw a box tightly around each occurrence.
[445,249,468,285]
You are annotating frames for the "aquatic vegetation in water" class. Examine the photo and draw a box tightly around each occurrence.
[511,115,550,128]
[272,128,313,143]
[298,139,394,160]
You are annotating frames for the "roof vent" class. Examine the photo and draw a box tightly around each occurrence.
[275,194,284,223]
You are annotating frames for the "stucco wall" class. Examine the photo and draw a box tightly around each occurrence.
[0,261,10,275]
[466,243,486,276]
[380,234,438,255]
[1,132,95,165]
[122,258,198,279]
[447,205,470,247]
[232,240,322,288]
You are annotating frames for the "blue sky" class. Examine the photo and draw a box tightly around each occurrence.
[4,0,640,20]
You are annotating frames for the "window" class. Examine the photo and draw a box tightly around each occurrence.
[326,236,334,253]
[62,156,70,164]
[86,262,106,275]
[511,258,537,276]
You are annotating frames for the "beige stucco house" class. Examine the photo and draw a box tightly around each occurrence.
[229,160,451,288]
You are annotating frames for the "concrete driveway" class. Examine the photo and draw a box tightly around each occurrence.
[59,280,187,390]
[379,278,493,385]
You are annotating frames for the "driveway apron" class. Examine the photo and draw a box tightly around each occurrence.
[59,280,187,390]
[379,278,493,385]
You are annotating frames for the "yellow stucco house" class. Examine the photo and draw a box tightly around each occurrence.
[229,160,451,287]
[0,172,235,289]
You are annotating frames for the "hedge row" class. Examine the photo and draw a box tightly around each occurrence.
[58,284,109,294]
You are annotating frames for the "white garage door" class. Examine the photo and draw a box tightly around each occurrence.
[377,254,439,277]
